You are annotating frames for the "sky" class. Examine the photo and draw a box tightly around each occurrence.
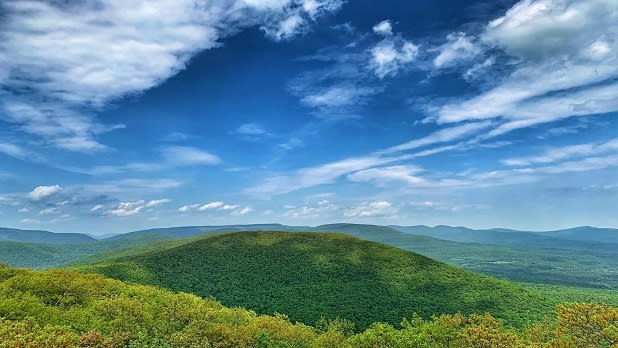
[0,0,616,234]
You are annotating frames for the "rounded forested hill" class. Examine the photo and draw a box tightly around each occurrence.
[81,231,551,329]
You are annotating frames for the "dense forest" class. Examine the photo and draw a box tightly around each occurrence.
[2,224,617,290]
[0,265,616,347]
[79,232,559,329]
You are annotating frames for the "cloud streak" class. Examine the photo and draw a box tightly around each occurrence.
[0,0,344,152]
[432,0,617,136]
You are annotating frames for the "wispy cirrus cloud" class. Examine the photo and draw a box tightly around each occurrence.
[249,118,500,195]
[80,178,182,194]
[344,200,398,218]
[431,0,618,136]
[0,0,344,153]
[503,138,618,166]
[284,199,338,218]
[432,32,481,69]
[107,198,171,217]
[160,146,221,166]
[178,200,251,215]
[0,142,26,159]
[289,20,419,119]
[378,121,493,154]
[347,165,425,187]
[62,146,221,176]
[246,153,410,195]
[234,123,270,136]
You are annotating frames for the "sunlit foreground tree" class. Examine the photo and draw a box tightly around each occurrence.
[0,265,616,347]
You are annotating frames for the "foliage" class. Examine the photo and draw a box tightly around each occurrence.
[3,224,618,290]
[0,234,208,269]
[521,283,618,307]
[78,232,554,330]
[317,224,618,289]
[1,265,617,347]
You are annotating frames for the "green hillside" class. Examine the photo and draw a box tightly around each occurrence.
[80,231,552,329]
[316,224,618,289]
[2,265,616,347]
[3,223,617,289]
[0,232,221,269]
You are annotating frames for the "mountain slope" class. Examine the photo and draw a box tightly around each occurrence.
[534,226,618,244]
[3,223,617,289]
[80,231,551,329]
[313,224,618,289]
[390,225,618,252]
[103,224,305,243]
[0,227,96,244]
[2,266,613,347]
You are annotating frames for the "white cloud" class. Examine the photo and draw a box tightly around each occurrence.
[39,207,59,215]
[369,38,419,78]
[17,207,29,213]
[163,132,189,142]
[409,201,487,212]
[503,138,618,166]
[109,201,145,217]
[518,154,618,175]
[90,204,104,213]
[347,165,425,186]
[260,0,344,40]
[81,178,182,194]
[198,201,225,211]
[284,199,337,218]
[463,56,495,80]
[234,123,269,136]
[247,153,409,195]
[160,146,221,166]
[179,201,247,214]
[145,199,171,208]
[410,201,445,209]
[106,198,170,217]
[29,185,62,201]
[300,84,379,109]
[372,20,392,36]
[231,206,254,215]
[249,122,496,196]
[279,137,304,151]
[433,32,481,68]
[264,14,305,41]
[482,0,614,61]
[379,121,493,154]
[0,0,343,152]
[178,204,201,213]
[433,0,618,135]
[288,39,385,119]
[344,200,398,218]
[20,218,41,224]
[0,142,26,159]
[0,100,123,153]
[66,146,220,175]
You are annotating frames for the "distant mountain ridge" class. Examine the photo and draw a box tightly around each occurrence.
[3,224,615,245]
[2,223,617,289]
[0,227,96,245]
[390,225,618,247]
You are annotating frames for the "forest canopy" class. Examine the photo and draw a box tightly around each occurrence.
[0,265,616,348]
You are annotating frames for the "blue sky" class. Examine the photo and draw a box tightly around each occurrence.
[0,0,616,234]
